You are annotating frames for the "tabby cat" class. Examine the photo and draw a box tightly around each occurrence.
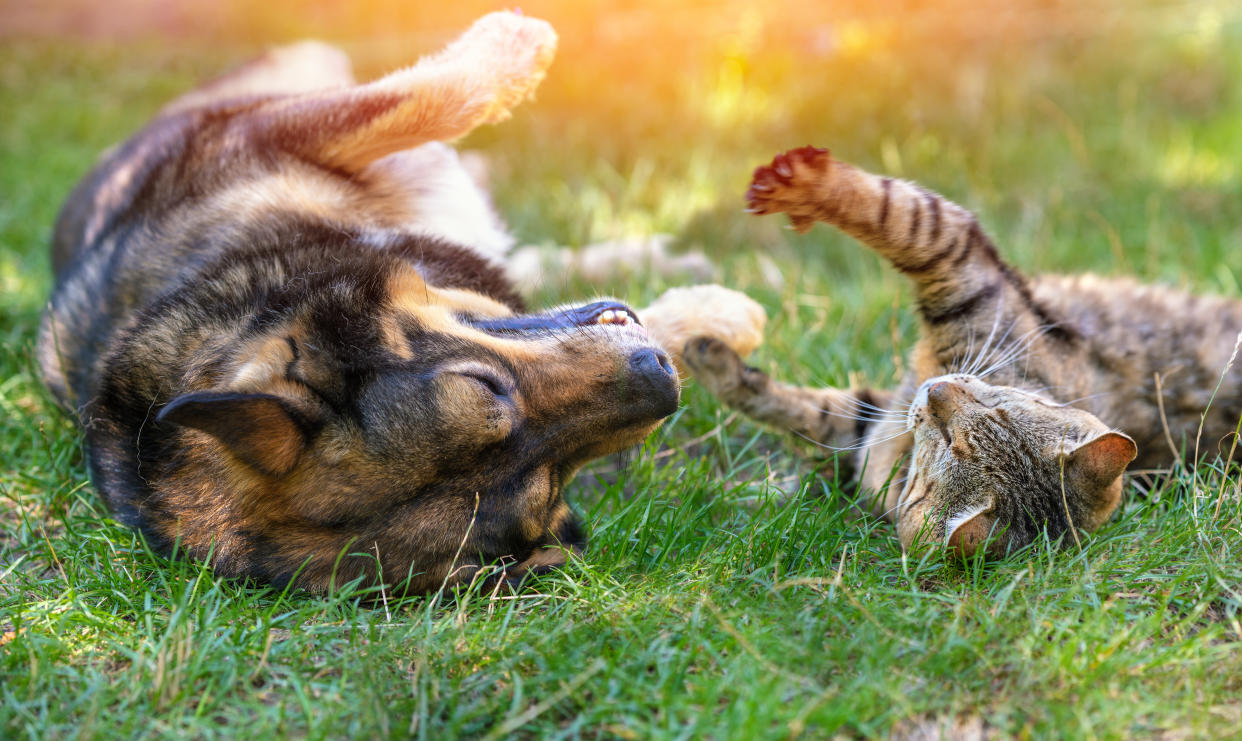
[685,146,1242,556]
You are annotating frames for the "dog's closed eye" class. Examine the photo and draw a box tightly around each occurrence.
[459,370,511,399]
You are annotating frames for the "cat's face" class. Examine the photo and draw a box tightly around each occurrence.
[896,374,1136,557]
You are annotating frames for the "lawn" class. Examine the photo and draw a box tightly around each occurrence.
[2,1,1241,737]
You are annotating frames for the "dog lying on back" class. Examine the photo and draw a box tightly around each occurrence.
[38,13,682,593]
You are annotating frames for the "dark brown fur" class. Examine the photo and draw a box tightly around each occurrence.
[38,14,679,593]
[686,146,1242,556]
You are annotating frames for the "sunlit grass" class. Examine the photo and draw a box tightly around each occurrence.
[3,1,1242,737]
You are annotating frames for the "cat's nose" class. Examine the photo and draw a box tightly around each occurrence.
[926,381,960,423]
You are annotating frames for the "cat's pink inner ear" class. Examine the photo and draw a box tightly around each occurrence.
[946,508,995,557]
[1068,432,1138,489]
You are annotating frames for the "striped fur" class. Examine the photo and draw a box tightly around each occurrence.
[688,146,1242,556]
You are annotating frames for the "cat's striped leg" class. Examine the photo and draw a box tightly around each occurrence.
[746,148,1073,345]
[682,337,909,503]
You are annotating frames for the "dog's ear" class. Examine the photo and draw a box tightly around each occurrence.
[157,391,320,476]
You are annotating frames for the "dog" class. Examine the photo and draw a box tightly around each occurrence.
[38,12,680,594]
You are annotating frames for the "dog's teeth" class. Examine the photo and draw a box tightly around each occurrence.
[597,308,635,327]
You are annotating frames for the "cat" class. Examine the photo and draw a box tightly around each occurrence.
[684,146,1242,556]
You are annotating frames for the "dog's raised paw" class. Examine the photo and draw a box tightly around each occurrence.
[442,11,558,123]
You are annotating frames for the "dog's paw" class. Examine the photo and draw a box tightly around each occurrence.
[682,336,767,397]
[745,146,832,234]
[442,12,558,123]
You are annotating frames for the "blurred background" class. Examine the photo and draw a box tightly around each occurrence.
[5,6,1242,734]
[2,0,1240,401]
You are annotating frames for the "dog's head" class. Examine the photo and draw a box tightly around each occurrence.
[92,239,678,593]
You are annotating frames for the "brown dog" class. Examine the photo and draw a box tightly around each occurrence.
[38,13,680,594]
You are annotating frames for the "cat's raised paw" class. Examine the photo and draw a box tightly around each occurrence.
[745,146,831,234]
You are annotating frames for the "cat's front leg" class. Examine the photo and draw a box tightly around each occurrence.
[746,147,1074,375]
[748,147,1010,309]
[682,336,908,494]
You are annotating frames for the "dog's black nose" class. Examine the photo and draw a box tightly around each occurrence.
[631,347,675,379]
[626,348,679,418]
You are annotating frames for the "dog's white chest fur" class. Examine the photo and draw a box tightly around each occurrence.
[362,143,514,263]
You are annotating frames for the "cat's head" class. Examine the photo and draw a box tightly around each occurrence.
[896,374,1136,557]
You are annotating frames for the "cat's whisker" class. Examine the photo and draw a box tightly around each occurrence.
[844,400,899,415]
[981,314,1035,367]
[977,352,1026,379]
[841,395,904,415]
[975,325,1049,379]
[793,427,909,453]
[953,322,1023,377]
[982,325,1044,370]
[1059,391,1116,406]
[957,306,1013,376]
[844,400,905,416]
[957,324,980,376]
[960,298,1010,376]
[816,408,904,424]
[833,406,903,421]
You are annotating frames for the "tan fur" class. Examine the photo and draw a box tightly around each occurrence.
[285,14,557,174]
[39,13,682,594]
[205,171,362,226]
[229,334,299,389]
[639,285,768,378]
[688,145,1240,557]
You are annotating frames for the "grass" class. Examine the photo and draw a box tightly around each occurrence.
[3,1,1242,737]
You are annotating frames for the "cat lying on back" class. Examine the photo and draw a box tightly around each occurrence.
[685,146,1242,556]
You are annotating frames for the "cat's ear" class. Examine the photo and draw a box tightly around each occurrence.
[1065,432,1137,490]
[1064,431,1136,528]
[157,391,320,476]
[946,502,997,556]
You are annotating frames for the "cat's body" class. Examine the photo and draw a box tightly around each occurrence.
[686,146,1242,555]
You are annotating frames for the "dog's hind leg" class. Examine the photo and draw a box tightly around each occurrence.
[161,41,357,115]
[249,12,556,175]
